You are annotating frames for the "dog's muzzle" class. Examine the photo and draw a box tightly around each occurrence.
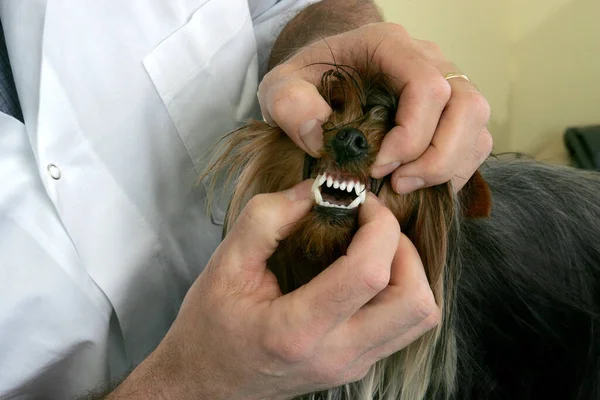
[302,154,385,210]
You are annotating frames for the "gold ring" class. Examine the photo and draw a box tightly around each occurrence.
[444,72,470,82]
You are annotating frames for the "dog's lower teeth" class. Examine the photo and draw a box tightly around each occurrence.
[347,196,361,209]
[314,187,323,205]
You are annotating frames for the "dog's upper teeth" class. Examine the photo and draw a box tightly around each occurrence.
[312,173,367,210]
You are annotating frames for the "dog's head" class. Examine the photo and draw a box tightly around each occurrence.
[201,62,491,295]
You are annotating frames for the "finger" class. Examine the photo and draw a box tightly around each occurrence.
[258,71,332,157]
[451,127,493,192]
[218,180,314,279]
[390,81,491,194]
[341,234,440,357]
[285,193,400,335]
[348,234,438,343]
[369,41,452,178]
[354,308,440,367]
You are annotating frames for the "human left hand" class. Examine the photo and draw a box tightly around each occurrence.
[258,22,493,194]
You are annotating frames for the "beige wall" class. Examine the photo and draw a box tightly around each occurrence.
[375,0,600,160]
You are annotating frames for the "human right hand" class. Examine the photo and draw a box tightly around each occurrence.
[260,22,493,195]
[106,180,439,400]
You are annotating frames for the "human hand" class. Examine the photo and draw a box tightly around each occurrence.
[258,22,493,194]
[108,180,439,400]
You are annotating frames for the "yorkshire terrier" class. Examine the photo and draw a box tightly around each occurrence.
[200,62,600,400]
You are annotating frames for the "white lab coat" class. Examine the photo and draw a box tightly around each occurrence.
[0,0,318,398]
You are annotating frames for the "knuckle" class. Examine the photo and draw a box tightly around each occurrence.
[348,365,372,383]
[359,262,391,292]
[315,357,359,387]
[465,91,491,124]
[422,159,453,184]
[409,286,440,325]
[428,75,452,103]
[244,194,268,217]
[242,194,278,227]
[422,306,442,331]
[263,333,313,364]
[269,83,310,122]
[379,22,409,38]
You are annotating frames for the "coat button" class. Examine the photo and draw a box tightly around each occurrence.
[47,164,62,180]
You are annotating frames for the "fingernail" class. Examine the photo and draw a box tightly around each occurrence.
[284,180,314,201]
[371,161,401,178]
[298,119,323,156]
[394,177,425,194]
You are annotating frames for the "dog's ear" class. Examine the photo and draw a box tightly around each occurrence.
[460,170,492,218]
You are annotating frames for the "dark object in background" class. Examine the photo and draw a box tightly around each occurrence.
[0,19,23,122]
[564,125,600,171]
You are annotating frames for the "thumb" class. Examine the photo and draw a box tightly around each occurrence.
[259,75,332,157]
[218,179,314,280]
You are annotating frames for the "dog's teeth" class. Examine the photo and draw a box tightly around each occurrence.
[347,196,361,209]
[333,180,340,189]
[360,183,366,193]
[311,176,321,193]
[359,189,366,204]
[318,174,327,186]
[327,176,333,187]
[355,183,361,196]
[347,181,354,193]
[340,182,346,191]
[314,187,323,205]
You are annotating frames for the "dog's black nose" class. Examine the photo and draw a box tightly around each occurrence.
[332,127,368,164]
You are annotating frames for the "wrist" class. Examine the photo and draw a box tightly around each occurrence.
[106,336,263,400]
[104,346,183,400]
[107,334,222,400]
